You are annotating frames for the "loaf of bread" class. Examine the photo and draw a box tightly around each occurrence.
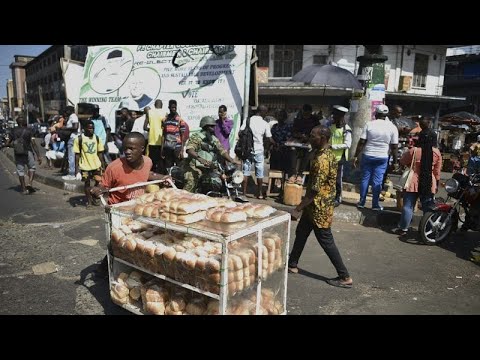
[129,287,142,301]
[167,295,187,312]
[110,290,128,305]
[153,188,190,201]
[165,308,184,315]
[185,297,207,315]
[206,300,219,315]
[111,283,130,300]
[212,198,238,208]
[160,211,206,224]
[236,204,276,218]
[140,230,155,239]
[145,301,166,315]
[142,204,160,218]
[136,193,156,204]
[111,229,126,244]
[206,207,247,223]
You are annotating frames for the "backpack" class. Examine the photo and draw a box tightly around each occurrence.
[13,129,28,155]
[235,117,254,160]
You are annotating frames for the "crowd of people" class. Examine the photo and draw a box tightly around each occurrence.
[6,100,480,286]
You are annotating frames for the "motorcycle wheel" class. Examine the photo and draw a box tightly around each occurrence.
[419,210,454,245]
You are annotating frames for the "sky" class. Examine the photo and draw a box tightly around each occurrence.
[0,45,51,99]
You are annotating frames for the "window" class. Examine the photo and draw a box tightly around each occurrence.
[256,45,270,67]
[413,53,428,88]
[313,55,328,65]
[273,45,303,77]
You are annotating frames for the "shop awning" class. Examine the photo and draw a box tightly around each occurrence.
[385,92,465,103]
[259,82,361,97]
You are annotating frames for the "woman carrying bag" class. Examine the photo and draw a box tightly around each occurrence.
[392,118,442,236]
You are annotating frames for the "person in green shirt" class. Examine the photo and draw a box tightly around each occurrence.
[183,116,240,193]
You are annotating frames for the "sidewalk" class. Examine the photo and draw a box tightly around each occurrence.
[0,145,422,228]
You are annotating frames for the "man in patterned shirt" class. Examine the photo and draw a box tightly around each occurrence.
[288,125,353,288]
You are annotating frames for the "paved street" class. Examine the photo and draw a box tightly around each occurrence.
[0,150,479,315]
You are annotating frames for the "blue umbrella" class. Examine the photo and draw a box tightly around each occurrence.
[292,64,363,90]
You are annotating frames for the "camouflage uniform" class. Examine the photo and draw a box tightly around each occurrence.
[183,130,227,192]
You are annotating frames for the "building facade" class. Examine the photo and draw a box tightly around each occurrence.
[444,51,480,114]
[6,79,14,119]
[257,45,464,118]
[9,55,35,117]
[24,45,88,120]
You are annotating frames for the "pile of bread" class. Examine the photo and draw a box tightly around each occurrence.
[117,188,276,224]
[111,219,285,296]
[110,270,284,315]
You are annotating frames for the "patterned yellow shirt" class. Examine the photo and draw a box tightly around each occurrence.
[305,147,338,228]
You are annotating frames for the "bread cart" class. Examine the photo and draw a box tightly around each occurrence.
[101,182,290,315]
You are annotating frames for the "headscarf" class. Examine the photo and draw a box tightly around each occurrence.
[418,129,437,196]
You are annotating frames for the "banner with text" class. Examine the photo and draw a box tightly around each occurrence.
[79,45,251,139]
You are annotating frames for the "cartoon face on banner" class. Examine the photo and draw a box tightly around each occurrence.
[80,45,251,154]
[119,67,162,111]
[89,47,134,94]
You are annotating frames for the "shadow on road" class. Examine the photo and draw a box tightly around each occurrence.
[438,231,480,266]
[296,268,330,283]
[75,263,130,315]
[68,195,88,208]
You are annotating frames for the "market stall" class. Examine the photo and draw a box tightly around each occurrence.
[104,187,290,315]
[437,112,480,172]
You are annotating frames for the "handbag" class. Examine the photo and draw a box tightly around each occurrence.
[163,133,178,150]
[398,147,417,190]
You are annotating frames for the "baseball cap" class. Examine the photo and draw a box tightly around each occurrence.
[333,105,349,113]
[376,104,389,114]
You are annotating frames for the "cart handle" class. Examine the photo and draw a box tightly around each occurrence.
[98,178,177,207]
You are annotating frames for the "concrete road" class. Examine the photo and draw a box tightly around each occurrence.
[1,152,479,315]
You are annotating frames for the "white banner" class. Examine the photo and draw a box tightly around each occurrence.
[61,58,84,108]
[78,45,251,141]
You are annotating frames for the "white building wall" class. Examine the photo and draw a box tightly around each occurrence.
[268,45,448,96]
[330,45,364,74]
[302,45,330,67]
[389,45,447,96]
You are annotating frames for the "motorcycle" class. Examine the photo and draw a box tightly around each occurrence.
[419,172,480,245]
[0,129,10,149]
[169,159,248,202]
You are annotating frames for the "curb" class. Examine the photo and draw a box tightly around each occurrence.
[1,149,84,194]
[268,201,421,228]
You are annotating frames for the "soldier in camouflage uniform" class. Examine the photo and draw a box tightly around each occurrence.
[183,116,240,193]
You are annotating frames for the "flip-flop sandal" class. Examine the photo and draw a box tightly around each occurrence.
[288,266,299,274]
[26,185,36,193]
[257,195,265,200]
[326,277,353,289]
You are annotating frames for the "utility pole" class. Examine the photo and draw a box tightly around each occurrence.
[24,80,29,125]
[38,85,45,124]
[350,45,388,159]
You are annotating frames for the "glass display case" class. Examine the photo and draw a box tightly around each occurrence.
[104,199,290,315]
